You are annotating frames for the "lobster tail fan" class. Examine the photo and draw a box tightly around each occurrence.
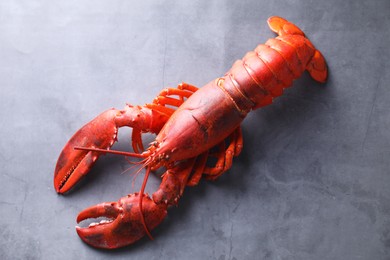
[267,16,328,83]
[306,50,328,83]
[267,16,305,36]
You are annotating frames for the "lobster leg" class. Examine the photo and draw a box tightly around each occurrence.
[76,158,197,249]
[204,127,243,180]
[146,83,198,117]
[154,82,198,105]
[187,151,209,186]
[185,126,243,186]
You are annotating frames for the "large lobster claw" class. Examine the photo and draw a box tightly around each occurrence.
[54,105,169,193]
[76,193,167,249]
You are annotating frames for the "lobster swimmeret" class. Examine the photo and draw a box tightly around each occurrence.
[54,16,327,249]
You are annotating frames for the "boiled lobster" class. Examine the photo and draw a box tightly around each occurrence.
[54,16,327,249]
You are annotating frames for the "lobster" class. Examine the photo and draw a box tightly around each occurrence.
[54,16,327,249]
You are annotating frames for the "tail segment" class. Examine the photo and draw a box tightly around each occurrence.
[267,16,327,83]
[267,16,305,36]
[306,50,327,83]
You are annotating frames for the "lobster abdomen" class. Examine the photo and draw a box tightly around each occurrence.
[223,29,326,111]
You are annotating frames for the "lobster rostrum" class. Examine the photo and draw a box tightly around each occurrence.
[54,16,327,249]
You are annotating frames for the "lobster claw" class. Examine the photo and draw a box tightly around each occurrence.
[54,105,169,194]
[76,193,167,249]
[54,109,120,193]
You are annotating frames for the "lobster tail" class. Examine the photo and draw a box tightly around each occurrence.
[306,50,327,83]
[267,16,328,83]
[267,16,305,36]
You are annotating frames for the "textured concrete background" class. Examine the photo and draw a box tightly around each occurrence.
[1,0,389,259]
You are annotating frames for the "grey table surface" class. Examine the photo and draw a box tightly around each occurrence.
[1,0,389,259]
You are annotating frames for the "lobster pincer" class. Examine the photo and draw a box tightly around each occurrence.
[74,157,199,249]
[76,193,167,249]
[54,104,169,193]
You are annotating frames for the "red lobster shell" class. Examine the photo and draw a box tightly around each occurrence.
[54,16,327,249]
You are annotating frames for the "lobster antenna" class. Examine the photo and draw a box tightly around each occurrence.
[128,158,148,188]
[74,146,148,158]
[139,165,154,240]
